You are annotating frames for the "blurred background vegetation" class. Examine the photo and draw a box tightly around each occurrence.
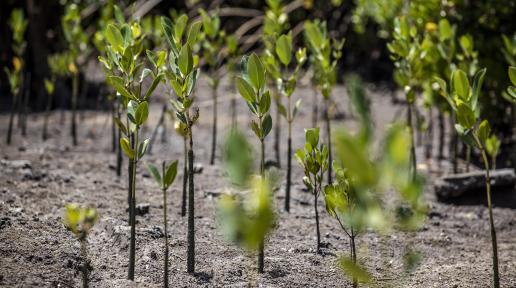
[1,0,514,137]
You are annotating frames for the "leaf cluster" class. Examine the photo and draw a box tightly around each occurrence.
[148,161,179,191]
[236,54,273,140]
[295,128,328,194]
[63,204,98,241]
[304,20,344,99]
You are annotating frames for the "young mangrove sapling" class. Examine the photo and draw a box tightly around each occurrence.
[161,15,202,273]
[264,32,306,212]
[236,53,273,273]
[63,204,98,288]
[304,20,344,185]
[436,68,500,287]
[295,128,328,253]
[4,9,27,145]
[100,18,164,280]
[199,8,225,165]
[148,161,178,288]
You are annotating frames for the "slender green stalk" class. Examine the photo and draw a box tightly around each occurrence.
[187,117,195,274]
[258,137,265,273]
[71,72,79,146]
[128,127,139,280]
[285,95,292,213]
[324,100,333,185]
[43,90,54,141]
[475,136,500,288]
[210,83,218,165]
[162,163,169,288]
[182,137,188,217]
[6,89,18,145]
[116,104,122,177]
[80,239,88,288]
[407,103,417,181]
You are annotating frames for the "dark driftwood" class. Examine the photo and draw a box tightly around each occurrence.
[435,168,516,199]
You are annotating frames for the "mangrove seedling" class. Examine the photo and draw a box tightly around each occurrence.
[436,68,500,287]
[295,128,328,253]
[4,8,28,145]
[264,32,306,212]
[218,130,276,278]
[148,161,178,288]
[63,204,98,288]
[199,8,225,165]
[161,14,202,274]
[100,17,163,280]
[42,77,55,141]
[236,53,273,273]
[61,4,89,146]
[263,0,289,168]
[304,19,344,185]
[175,121,189,217]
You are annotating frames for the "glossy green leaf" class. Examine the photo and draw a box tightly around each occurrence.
[509,66,516,86]
[259,91,271,114]
[477,120,491,144]
[163,160,178,188]
[120,137,135,159]
[261,114,272,138]
[107,76,136,101]
[275,34,292,66]
[236,77,255,103]
[470,68,486,110]
[305,128,319,148]
[138,138,149,158]
[186,21,202,47]
[247,53,265,90]
[178,45,193,76]
[452,70,470,101]
[135,101,149,125]
[148,164,162,187]
[456,101,476,129]
[105,24,124,53]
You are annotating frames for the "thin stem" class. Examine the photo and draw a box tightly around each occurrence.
[314,192,321,254]
[43,91,53,141]
[274,99,282,168]
[187,117,195,274]
[116,104,122,177]
[325,99,333,185]
[475,137,500,288]
[407,103,417,182]
[71,72,79,146]
[6,88,19,145]
[351,234,357,288]
[285,94,292,213]
[210,83,218,165]
[21,72,29,137]
[111,101,116,152]
[181,137,188,217]
[312,86,318,128]
[80,239,88,288]
[128,126,139,280]
[162,162,169,288]
[258,137,265,273]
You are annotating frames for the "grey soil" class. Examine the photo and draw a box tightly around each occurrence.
[1,79,515,287]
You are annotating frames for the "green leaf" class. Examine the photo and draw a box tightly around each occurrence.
[438,19,452,40]
[338,257,372,284]
[470,68,486,110]
[148,164,162,187]
[293,99,302,118]
[509,66,516,86]
[186,21,202,47]
[456,100,476,129]
[144,74,163,100]
[44,78,54,94]
[452,69,470,101]
[250,120,261,138]
[178,45,193,76]
[175,14,188,41]
[277,102,287,118]
[247,53,265,90]
[259,91,271,114]
[236,77,255,103]
[120,137,135,159]
[161,17,175,48]
[135,101,149,125]
[105,24,124,53]
[477,120,491,144]
[138,138,149,158]
[114,117,128,135]
[163,160,178,188]
[275,34,292,66]
[305,128,319,148]
[107,76,136,101]
[261,114,272,138]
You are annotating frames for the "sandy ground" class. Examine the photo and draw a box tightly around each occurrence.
[0,78,515,287]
